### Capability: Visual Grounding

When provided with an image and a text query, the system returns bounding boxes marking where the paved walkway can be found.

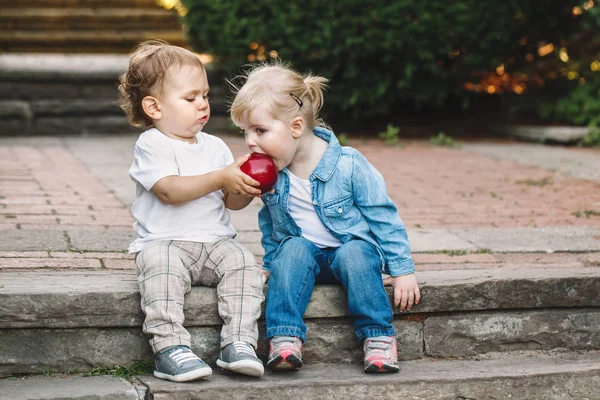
[0,134,598,275]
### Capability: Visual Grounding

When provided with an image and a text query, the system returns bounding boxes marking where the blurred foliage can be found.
[182,0,600,123]
[430,132,461,148]
[378,123,401,146]
[579,128,600,146]
[524,3,600,128]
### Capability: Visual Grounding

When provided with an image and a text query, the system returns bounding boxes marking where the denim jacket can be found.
[258,127,415,277]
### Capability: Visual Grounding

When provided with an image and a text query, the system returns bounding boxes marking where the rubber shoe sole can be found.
[364,360,400,373]
[266,351,303,370]
[153,365,212,382]
[217,358,264,377]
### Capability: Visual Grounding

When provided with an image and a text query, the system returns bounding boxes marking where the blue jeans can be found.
[265,236,394,342]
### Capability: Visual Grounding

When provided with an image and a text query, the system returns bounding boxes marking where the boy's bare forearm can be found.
[224,192,255,210]
[151,172,223,205]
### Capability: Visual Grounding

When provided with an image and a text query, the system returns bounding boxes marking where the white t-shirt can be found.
[128,128,236,253]
[287,171,342,249]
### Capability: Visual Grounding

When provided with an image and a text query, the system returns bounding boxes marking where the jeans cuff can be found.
[266,326,306,342]
[355,327,395,341]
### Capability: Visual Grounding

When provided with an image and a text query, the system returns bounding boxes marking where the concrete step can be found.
[0,54,230,136]
[1,267,599,376]
[0,0,161,9]
[1,352,599,399]
[0,8,181,31]
[0,30,187,53]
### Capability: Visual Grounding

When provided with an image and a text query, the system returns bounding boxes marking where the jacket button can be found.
[312,200,318,205]
[337,208,343,213]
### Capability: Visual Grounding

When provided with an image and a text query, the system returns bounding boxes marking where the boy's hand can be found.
[383,273,420,312]
[221,155,262,196]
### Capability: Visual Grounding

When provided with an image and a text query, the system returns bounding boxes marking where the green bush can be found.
[181,0,581,119]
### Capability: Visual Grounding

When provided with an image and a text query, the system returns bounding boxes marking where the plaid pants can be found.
[135,238,265,353]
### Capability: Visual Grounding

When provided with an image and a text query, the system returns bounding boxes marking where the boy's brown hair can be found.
[118,40,205,128]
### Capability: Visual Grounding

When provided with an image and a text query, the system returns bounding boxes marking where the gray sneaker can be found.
[216,341,264,377]
[154,345,212,382]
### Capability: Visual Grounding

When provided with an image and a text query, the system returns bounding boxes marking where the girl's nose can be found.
[245,134,257,150]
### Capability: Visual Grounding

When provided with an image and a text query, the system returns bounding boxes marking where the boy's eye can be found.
[186,98,195,102]
[203,95,210,100]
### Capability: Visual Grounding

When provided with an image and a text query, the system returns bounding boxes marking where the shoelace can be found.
[168,347,202,367]
[232,341,256,356]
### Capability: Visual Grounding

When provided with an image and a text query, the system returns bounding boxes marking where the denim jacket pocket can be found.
[323,196,360,230]
[262,193,287,225]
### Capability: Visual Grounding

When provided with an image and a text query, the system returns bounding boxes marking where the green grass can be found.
[426,249,492,257]
[572,210,600,218]
[430,132,460,148]
[378,124,401,146]
[578,129,600,147]
[515,177,553,186]
[87,360,154,380]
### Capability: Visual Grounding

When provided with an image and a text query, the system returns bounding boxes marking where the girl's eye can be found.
[186,98,195,102]
[256,128,266,135]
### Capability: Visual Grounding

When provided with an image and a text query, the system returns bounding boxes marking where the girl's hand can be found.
[221,155,262,196]
[261,268,270,283]
[383,273,420,312]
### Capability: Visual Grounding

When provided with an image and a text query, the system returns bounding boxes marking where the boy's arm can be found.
[223,191,255,210]
[152,155,261,205]
[351,151,415,277]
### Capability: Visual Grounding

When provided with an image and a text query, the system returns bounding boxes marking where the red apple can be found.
[240,153,278,193]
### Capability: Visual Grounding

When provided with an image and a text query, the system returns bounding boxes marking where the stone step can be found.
[0,54,230,136]
[1,353,600,400]
[0,0,160,9]
[1,267,599,376]
[0,30,187,53]
[0,8,181,31]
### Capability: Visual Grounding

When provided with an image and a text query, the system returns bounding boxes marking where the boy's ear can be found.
[290,116,304,138]
[141,96,161,120]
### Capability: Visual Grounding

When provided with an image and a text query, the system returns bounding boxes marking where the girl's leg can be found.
[266,236,322,341]
[329,240,394,340]
[135,240,194,353]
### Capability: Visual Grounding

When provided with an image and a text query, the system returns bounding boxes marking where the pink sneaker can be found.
[363,336,400,373]
[266,336,303,370]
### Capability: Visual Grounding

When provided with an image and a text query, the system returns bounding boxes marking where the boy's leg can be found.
[266,236,322,341]
[135,240,195,352]
[202,238,265,348]
[136,240,212,381]
[201,238,265,376]
[329,240,394,340]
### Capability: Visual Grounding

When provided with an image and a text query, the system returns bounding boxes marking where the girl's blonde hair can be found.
[118,39,205,128]
[230,62,329,130]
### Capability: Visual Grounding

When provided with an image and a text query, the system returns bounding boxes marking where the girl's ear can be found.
[290,116,304,138]
[141,96,161,120]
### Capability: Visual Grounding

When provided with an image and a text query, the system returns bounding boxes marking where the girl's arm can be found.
[258,204,278,275]
[351,151,415,277]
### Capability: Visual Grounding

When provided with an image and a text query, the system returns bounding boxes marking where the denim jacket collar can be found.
[309,126,342,182]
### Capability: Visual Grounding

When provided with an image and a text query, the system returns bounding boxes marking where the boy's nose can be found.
[196,98,208,110]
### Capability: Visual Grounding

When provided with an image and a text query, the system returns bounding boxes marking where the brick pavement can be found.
[0,134,599,274]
